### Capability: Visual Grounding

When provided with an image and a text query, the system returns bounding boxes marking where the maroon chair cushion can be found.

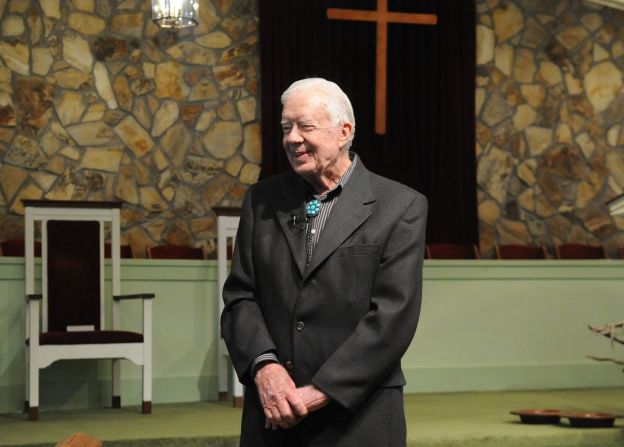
[40,330,143,345]
[104,243,133,258]
[496,245,546,259]
[206,241,233,260]
[1,239,42,257]
[556,244,605,259]
[147,245,204,259]
[426,243,479,259]
[47,220,101,332]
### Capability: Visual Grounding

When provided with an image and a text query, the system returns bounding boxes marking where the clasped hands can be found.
[254,362,329,430]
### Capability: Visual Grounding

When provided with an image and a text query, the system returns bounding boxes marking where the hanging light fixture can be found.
[152,0,199,28]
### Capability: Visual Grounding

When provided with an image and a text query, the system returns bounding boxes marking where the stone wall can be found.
[477,0,624,258]
[4,0,624,259]
[0,0,259,257]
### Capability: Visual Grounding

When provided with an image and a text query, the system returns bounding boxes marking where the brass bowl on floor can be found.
[560,412,617,428]
[510,409,561,424]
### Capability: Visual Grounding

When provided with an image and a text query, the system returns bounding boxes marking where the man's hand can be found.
[254,363,308,430]
[297,385,330,412]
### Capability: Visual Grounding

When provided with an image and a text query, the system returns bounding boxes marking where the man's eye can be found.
[282,125,292,133]
[301,125,316,132]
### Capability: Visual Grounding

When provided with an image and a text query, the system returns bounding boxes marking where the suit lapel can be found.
[304,162,375,280]
[274,174,307,277]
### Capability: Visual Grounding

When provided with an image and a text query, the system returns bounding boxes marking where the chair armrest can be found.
[27,294,43,301]
[112,293,154,332]
[113,293,155,301]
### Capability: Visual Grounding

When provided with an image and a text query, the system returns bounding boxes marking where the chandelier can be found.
[152,0,199,28]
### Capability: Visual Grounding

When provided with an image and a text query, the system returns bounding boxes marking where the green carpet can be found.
[0,402,241,447]
[1,389,623,447]
[405,388,624,447]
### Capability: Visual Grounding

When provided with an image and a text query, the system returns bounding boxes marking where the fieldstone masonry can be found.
[477,0,624,258]
[0,0,259,258]
[3,0,624,259]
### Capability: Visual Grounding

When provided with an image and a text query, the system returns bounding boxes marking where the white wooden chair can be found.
[215,207,243,407]
[23,200,154,420]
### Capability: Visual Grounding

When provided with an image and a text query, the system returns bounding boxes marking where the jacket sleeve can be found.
[220,188,277,386]
[311,193,428,410]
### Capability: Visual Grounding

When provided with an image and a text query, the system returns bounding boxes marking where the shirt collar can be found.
[307,152,358,201]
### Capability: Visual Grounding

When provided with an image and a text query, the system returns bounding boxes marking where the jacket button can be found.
[296,321,305,331]
[285,360,294,370]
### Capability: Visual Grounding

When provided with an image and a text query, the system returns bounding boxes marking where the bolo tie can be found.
[305,199,321,266]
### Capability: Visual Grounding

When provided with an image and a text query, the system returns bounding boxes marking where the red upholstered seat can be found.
[147,244,204,259]
[495,244,547,259]
[555,243,605,259]
[1,239,132,258]
[104,243,133,258]
[39,330,143,345]
[426,243,479,259]
[1,239,41,257]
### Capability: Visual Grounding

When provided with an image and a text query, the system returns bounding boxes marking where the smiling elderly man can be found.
[221,78,428,447]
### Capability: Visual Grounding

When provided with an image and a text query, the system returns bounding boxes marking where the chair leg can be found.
[142,356,152,415]
[28,364,39,421]
[232,363,243,408]
[218,346,229,401]
[112,359,121,408]
[28,406,39,421]
[142,401,152,414]
[24,346,29,415]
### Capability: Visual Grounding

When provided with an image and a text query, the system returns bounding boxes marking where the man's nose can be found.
[285,127,303,143]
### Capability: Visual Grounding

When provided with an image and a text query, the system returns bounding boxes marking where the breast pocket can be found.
[336,244,379,258]
[334,245,380,309]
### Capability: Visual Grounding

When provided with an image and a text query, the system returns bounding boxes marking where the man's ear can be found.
[338,122,353,145]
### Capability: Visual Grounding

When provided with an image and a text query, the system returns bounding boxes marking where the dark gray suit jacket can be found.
[221,159,427,446]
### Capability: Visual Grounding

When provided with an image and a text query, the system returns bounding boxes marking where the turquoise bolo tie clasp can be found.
[306,199,321,218]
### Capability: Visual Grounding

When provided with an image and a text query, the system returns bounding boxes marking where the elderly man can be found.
[221,78,427,447]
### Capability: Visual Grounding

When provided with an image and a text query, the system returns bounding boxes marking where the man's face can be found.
[281,91,351,181]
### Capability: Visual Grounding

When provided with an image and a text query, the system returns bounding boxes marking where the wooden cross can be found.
[327,0,437,134]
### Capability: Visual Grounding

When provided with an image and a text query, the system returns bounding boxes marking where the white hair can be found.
[281,78,356,150]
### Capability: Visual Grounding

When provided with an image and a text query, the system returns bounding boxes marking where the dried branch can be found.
[588,323,624,348]
[587,321,624,368]
[587,355,624,366]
